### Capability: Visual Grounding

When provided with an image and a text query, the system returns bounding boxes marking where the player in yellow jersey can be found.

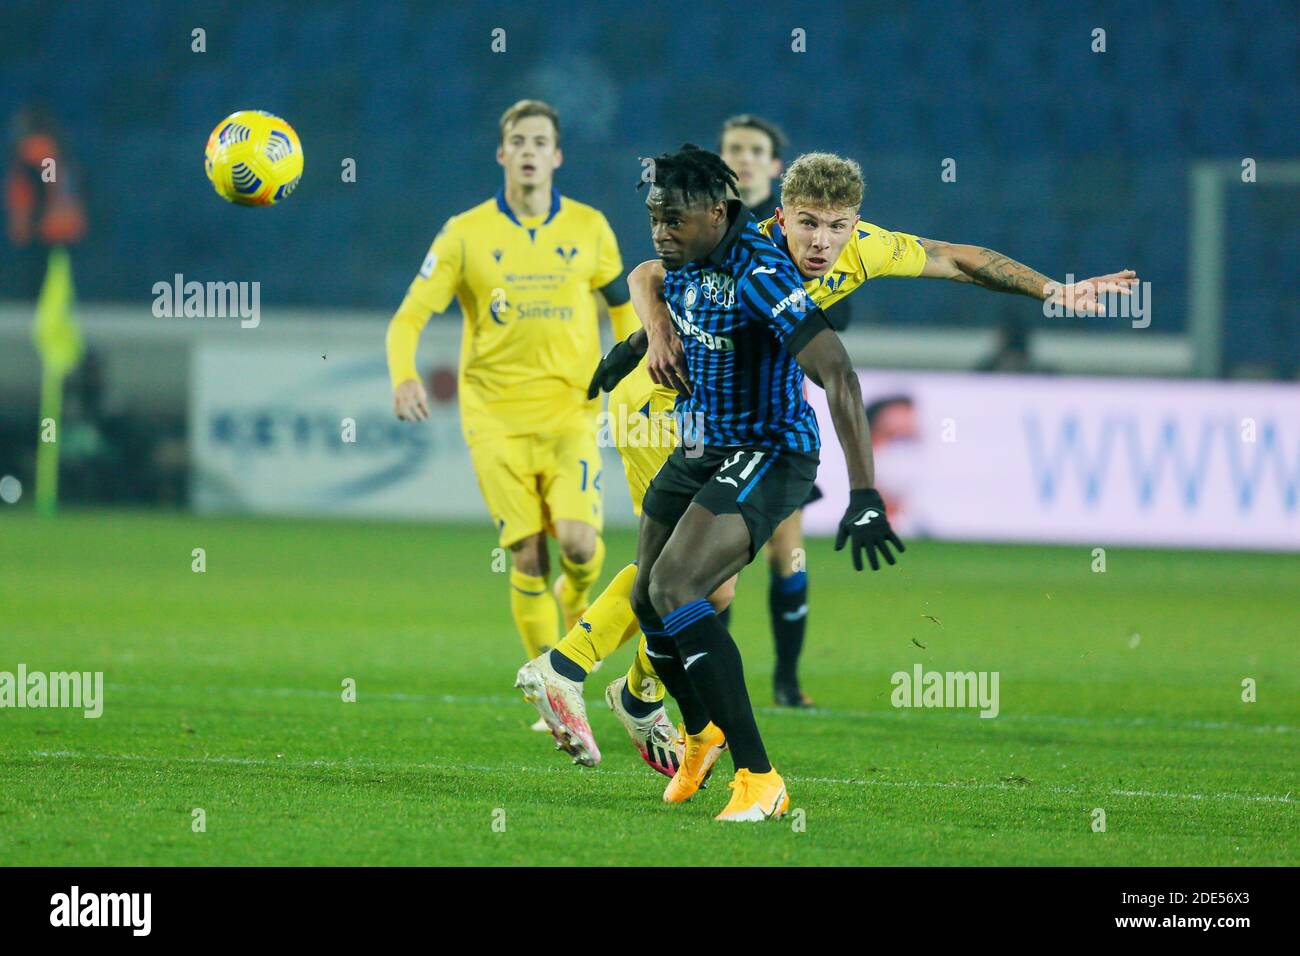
[520,151,1139,780]
[385,101,643,737]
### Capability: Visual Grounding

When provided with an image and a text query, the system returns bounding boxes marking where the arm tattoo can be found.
[967,248,1053,299]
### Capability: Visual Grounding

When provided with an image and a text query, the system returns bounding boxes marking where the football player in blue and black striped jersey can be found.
[625,144,904,822]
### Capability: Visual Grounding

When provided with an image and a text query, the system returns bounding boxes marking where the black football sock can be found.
[642,630,711,735]
[633,599,711,735]
[716,605,732,631]
[662,599,771,774]
[769,570,808,689]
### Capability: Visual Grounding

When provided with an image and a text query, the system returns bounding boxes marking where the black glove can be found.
[835,488,905,571]
[587,337,643,398]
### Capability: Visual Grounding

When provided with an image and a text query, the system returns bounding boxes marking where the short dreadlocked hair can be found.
[640,143,739,207]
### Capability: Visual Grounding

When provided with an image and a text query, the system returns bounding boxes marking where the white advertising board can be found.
[804,372,1299,551]
[190,343,635,524]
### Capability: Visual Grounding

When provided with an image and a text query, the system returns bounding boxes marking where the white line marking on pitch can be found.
[23,750,1295,805]
[103,682,1299,735]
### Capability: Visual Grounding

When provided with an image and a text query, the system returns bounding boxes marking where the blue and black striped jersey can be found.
[663,205,830,453]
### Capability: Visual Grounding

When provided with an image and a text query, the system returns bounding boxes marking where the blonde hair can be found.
[498,99,560,145]
[779,152,864,211]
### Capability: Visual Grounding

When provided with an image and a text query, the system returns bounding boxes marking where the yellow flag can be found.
[32,247,83,379]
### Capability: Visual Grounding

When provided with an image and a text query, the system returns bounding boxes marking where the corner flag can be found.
[31,247,83,515]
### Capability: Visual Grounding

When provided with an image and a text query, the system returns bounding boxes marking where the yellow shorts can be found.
[606,362,680,515]
[468,428,604,548]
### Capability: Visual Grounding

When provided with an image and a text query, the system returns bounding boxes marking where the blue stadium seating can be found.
[0,0,1296,356]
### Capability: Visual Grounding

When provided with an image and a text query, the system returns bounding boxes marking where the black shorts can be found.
[641,443,820,558]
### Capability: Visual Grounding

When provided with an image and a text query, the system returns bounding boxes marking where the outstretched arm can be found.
[917,238,1138,316]
[794,326,873,490]
[794,325,905,571]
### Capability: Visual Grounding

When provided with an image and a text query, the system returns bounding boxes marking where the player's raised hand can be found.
[1046,270,1140,316]
[646,330,691,395]
[393,378,431,422]
[835,488,905,572]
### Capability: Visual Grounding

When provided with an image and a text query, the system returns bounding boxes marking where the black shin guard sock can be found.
[643,632,711,735]
[663,599,771,773]
[634,600,701,725]
[769,571,808,689]
[716,604,732,631]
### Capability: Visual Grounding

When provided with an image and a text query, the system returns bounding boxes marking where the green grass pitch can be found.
[1,510,1296,866]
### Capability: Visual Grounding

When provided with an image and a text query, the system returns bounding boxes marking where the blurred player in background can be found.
[386,100,642,733]
[5,103,87,299]
[719,113,783,219]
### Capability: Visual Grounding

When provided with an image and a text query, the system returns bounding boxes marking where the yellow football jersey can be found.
[756,215,928,306]
[387,188,624,442]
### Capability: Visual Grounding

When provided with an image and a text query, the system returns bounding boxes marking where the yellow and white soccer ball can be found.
[203,110,303,206]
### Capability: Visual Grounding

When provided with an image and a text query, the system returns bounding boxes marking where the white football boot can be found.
[515,653,601,766]
[604,676,684,778]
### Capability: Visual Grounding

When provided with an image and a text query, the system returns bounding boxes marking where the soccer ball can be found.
[203,110,303,206]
